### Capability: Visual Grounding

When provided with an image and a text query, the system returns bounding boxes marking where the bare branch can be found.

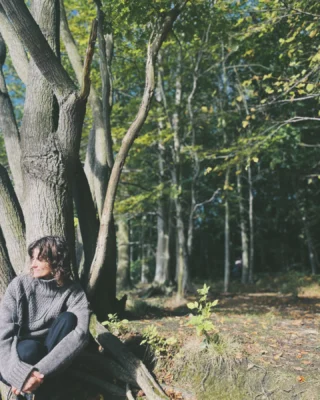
[80,19,98,100]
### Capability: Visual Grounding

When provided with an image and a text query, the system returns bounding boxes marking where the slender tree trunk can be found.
[301,206,318,274]
[248,163,254,283]
[141,220,148,284]
[171,50,189,299]
[236,165,249,284]
[116,217,131,289]
[154,199,170,284]
[224,169,230,293]
[154,56,170,285]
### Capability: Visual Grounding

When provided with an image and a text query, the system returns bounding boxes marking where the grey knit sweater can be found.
[0,274,90,390]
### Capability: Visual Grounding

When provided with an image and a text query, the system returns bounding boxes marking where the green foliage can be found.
[141,325,177,357]
[187,284,218,338]
[101,313,129,336]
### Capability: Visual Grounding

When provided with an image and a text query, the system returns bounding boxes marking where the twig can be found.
[201,365,211,391]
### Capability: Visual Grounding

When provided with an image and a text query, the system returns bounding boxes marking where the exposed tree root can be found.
[92,318,169,400]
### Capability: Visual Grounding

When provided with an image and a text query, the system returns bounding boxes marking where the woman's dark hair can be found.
[28,236,72,286]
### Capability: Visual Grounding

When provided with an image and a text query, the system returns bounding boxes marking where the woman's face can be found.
[30,248,53,279]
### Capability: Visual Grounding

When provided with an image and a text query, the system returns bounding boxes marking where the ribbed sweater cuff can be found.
[8,362,35,391]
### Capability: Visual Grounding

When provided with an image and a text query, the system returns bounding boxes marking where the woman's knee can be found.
[57,312,77,330]
[17,340,46,364]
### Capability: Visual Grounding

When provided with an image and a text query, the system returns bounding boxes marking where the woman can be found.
[0,236,90,399]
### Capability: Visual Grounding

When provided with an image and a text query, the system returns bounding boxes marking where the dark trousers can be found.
[2,312,77,398]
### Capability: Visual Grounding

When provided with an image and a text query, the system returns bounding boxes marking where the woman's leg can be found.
[44,312,77,352]
[17,340,47,365]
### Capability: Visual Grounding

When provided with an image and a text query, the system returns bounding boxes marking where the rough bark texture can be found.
[0,164,26,275]
[20,0,70,247]
[116,217,131,290]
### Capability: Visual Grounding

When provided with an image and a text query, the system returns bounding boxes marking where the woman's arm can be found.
[35,284,90,376]
[0,279,35,390]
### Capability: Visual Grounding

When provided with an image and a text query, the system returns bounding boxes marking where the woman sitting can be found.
[0,236,90,399]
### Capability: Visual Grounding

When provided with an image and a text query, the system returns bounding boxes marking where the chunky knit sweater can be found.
[0,274,90,390]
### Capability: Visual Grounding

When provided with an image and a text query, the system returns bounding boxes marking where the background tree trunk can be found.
[116,217,131,290]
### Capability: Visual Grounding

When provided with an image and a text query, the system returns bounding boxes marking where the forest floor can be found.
[118,279,320,400]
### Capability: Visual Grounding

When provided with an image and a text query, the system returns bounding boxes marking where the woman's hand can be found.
[19,371,45,393]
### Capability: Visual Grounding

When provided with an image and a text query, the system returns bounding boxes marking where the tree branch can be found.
[87,0,189,296]
[0,5,28,84]
[94,0,114,169]
[0,0,75,99]
[0,32,23,199]
[0,164,26,275]
[80,19,98,100]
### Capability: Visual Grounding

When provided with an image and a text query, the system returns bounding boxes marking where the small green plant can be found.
[187,284,218,339]
[141,325,177,357]
[101,313,129,336]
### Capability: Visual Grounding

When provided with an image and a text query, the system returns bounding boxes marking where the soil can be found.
[123,287,320,399]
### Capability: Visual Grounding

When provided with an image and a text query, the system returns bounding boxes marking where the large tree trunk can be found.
[20,0,73,249]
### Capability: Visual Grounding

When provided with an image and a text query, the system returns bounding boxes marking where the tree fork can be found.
[87,0,189,297]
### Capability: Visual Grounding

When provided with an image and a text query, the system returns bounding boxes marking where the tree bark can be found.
[154,58,170,285]
[0,5,28,84]
[171,50,189,299]
[0,164,26,275]
[87,1,188,297]
[116,217,131,290]
[0,226,15,299]
[73,160,99,284]
[236,166,249,284]
[224,169,230,293]
[248,163,254,283]
[0,32,23,200]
